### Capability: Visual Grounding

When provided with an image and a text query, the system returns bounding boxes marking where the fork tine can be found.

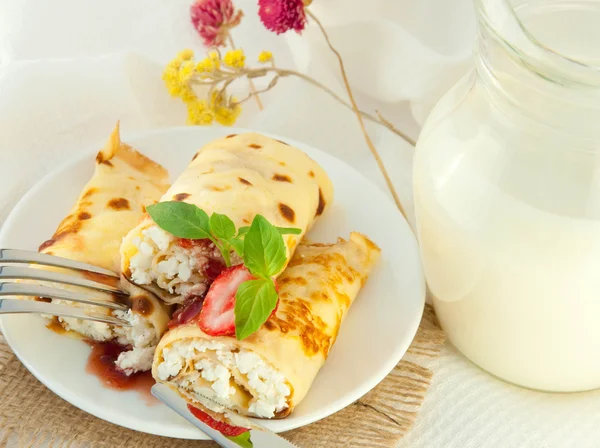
[0,266,126,295]
[0,282,129,311]
[0,299,131,326]
[0,249,120,278]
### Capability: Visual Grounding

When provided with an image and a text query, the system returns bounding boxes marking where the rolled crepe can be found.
[152,232,380,418]
[121,132,334,305]
[38,123,173,374]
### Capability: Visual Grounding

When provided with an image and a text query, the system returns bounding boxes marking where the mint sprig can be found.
[209,213,236,239]
[227,432,253,448]
[233,215,288,339]
[146,201,212,240]
[147,201,300,339]
[237,226,301,237]
[147,201,279,268]
[243,215,287,279]
[234,279,278,340]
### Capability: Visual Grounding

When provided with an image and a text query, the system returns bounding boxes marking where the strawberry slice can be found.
[187,403,249,437]
[199,265,255,336]
[198,265,281,337]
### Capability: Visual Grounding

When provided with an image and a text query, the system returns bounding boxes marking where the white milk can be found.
[414,62,600,391]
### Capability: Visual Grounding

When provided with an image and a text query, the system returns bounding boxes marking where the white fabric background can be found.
[0,0,598,447]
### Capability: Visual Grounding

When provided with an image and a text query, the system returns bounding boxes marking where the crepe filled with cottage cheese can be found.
[152,233,380,418]
[120,132,334,305]
[37,123,173,374]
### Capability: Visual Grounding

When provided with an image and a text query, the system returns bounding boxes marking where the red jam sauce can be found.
[176,238,226,280]
[85,341,156,404]
[168,295,205,329]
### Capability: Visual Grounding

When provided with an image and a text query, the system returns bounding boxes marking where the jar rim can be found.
[476,0,600,87]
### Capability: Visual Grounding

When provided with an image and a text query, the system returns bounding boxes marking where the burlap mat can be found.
[0,305,443,448]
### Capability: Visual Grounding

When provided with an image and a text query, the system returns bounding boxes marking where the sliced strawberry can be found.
[187,404,249,437]
[199,265,255,336]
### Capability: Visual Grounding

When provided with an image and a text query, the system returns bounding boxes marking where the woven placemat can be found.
[0,305,443,448]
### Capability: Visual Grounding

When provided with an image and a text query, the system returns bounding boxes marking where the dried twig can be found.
[190,66,415,147]
[306,10,411,223]
[227,35,264,111]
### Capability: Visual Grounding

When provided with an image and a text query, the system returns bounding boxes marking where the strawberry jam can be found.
[177,238,213,250]
[205,258,226,280]
[176,238,226,279]
[85,341,156,403]
[168,295,205,328]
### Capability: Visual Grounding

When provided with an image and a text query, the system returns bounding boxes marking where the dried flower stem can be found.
[306,10,411,223]
[264,68,416,147]
[236,76,281,104]
[227,35,264,111]
[190,66,415,146]
[376,110,416,146]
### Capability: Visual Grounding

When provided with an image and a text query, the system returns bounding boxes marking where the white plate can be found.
[0,126,425,439]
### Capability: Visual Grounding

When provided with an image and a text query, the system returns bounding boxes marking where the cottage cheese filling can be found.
[157,339,291,418]
[58,308,158,375]
[128,226,204,297]
[128,226,228,302]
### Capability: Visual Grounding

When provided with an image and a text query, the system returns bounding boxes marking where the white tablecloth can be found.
[1,1,599,447]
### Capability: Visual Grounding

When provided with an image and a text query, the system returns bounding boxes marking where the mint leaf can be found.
[237,226,250,237]
[226,237,245,257]
[147,201,212,240]
[215,240,232,267]
[243,215,287,278]
[238,225,301,237]
[276,227,302,235]
[209,213,236,240]
[235,279,278,340]
[227,432,253,448]
[147,203,235,266]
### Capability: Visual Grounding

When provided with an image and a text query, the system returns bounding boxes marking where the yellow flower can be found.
[163,65,185,98]
[178,61,196,84]
[223,49,245,69]
[208,91,221,106]
[163,65,176,86]
[215,103,241,126]
[166,59,182,71]
[162,58,198,101]
[197,55,219,74]
[258,51,273,63]
[208,51,221,69]
[196,60,207,72]
[187,99,214,125]
[163,49,242,127]
[180,86,197,103]
[177,49,195,61]
[209,92,241,126]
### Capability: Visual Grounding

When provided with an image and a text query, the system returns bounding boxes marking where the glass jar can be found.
[414,0,600,392]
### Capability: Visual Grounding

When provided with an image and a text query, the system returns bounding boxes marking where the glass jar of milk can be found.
[414,0,600,392]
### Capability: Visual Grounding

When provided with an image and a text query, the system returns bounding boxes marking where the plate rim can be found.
[0,125,425,439]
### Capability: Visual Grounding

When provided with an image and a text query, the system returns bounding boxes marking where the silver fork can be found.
[0,249,131,326]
